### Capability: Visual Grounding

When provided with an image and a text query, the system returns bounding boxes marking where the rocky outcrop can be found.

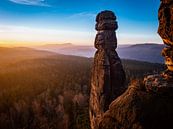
[89,10,126,129]
[97,1,173,129]
[158,0,173,80]
[99,81,173,129]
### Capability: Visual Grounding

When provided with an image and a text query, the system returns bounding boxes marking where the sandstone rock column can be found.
[89,10,126,129]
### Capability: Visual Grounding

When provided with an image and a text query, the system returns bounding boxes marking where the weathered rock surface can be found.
[158,0,173,46]
[89,10,126,129]
[144,74,173,95]
[96,1,173,129]
[99,81,173,129]
[158,0,173,78]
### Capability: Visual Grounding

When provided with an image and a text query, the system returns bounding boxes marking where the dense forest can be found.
[0,47,165,129]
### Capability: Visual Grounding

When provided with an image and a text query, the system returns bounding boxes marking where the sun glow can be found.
[0,24,162,47]
[0,24,95,47]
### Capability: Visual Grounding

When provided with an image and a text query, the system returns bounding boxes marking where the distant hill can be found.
[117,43,165,63]
[33,43,165,63]
[0,47,56,68]
[0,46,164,80]
[33,43,95,57]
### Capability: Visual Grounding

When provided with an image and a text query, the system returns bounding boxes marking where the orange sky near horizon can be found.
[0,24,163,47]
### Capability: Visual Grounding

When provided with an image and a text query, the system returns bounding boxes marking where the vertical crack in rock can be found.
[89,10,126,129]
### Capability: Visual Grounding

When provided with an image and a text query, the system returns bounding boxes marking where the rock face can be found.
[158,0,173,80]
[97,1,173,129]
[89,10,126,129]
[99,81,173,129]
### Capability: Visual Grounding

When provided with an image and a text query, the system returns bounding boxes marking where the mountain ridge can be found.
[32,43,164,63]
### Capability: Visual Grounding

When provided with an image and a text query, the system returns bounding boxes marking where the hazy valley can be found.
[33,43,165,63]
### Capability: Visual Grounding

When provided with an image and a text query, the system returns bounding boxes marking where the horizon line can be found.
[0,41,163,47]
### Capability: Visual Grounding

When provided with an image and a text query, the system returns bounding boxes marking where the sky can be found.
[0,0,162,46]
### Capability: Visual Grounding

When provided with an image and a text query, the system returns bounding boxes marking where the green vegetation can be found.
[0,47,164,129]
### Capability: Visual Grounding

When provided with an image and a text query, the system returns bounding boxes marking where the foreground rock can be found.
[89,10,126,129]
[99,80,173,129]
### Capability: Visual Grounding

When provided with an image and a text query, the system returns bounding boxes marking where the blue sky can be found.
[0,0,162,46]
